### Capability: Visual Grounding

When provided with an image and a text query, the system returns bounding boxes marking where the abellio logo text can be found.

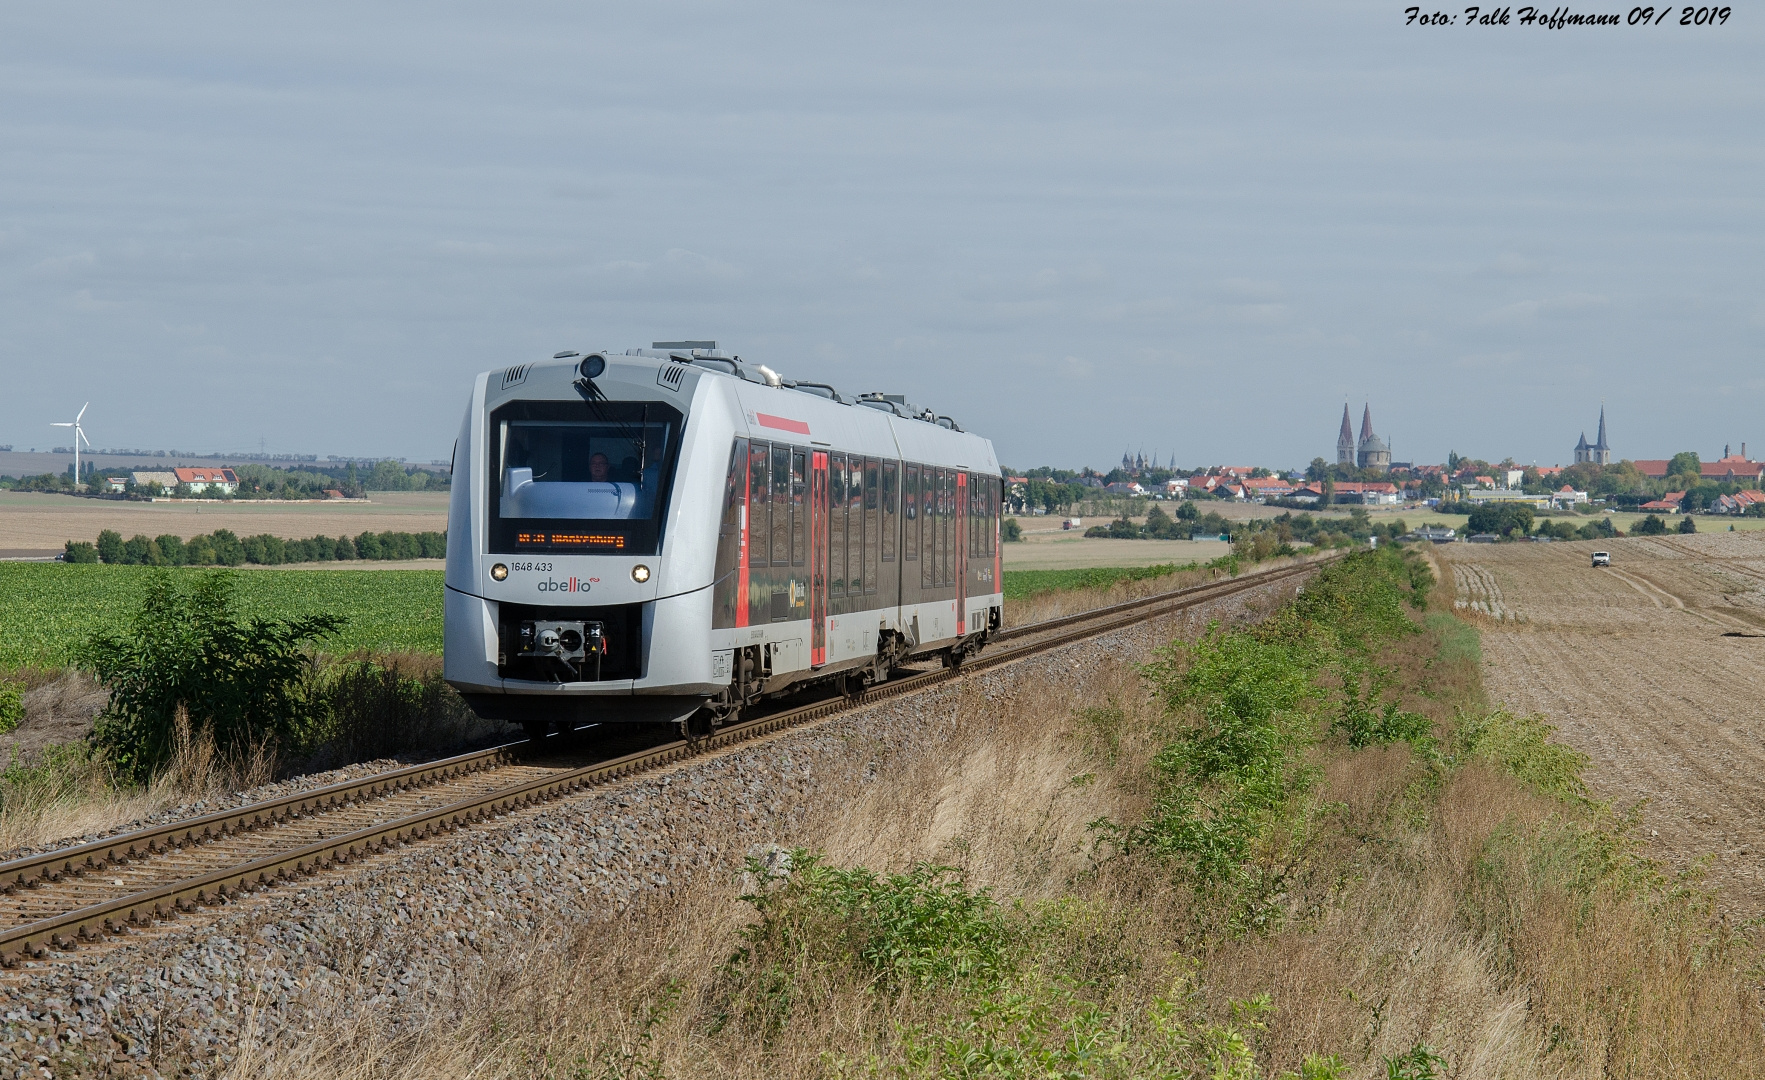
[537,577,590,593]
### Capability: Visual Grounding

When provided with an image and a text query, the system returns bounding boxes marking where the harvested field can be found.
[1440,532,1765,912]
[0,490,449,554]
[1005,516,1230,569]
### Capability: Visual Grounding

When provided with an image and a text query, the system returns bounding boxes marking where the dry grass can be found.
[0,709,274,855]
[204,558,1765,1078]
[0,651,499,857]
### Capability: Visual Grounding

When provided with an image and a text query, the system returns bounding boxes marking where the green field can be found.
[0,564,445,669]
[1,562,1217,670]
[1001,562,1205,600]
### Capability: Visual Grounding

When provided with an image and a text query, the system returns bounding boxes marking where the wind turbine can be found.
[51,403,92,490]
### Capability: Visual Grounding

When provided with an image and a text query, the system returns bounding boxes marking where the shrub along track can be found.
[0,557,1329,966]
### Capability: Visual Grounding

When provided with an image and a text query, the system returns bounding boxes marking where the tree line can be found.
[3,459,448,499]
[63,528,447,565]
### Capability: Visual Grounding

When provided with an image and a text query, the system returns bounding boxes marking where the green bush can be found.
[155,533,186,565]
[1130,549,1432,886]
[0,681,22,734]
[1634,514,1668,536]
[735,851,1012,995]
[1134,630,1317,882]
[62,541,99,563]
[1333,660,1433,751]
[1456,709,1589,802]
[308,659,478,766]
[1466,502,1534,538]
[1001,517,1023,542]
[76,571,344,781]
[76,527,440,566]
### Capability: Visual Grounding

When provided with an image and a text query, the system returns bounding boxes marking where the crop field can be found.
[0,564,444,669]
[0,490,450,554]
[1439,532,1765,913]
[0,562,1177,671]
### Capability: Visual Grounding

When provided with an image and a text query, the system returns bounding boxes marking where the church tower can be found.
[1356,404,1391,471]
[1574,408,1612,465]
[1336,404,1355,466]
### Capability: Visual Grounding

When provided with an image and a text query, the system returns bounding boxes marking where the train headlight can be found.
[579,354,606,380]
[490,563,509,581]
[631,564,651,583]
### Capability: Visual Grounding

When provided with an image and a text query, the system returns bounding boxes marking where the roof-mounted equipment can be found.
[856,392,916,417]
[787,381,846,403]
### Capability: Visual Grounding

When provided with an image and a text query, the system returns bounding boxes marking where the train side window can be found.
[988,478,999,557]
[791,450,807,567]
[904,464,919,563]
[830,454,846,596]
[864,457,880,593]
[848,456,865,596]
[981,478,989,557]
[881,461,898,562]
[929,468,942,587]
[941,468,953,587]
[771,444,791,567]
[967,475,977,558]
[924,462,938,585]
[748,442,770,568]
[713,438,748,626]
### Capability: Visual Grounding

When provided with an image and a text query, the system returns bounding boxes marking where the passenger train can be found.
[443,342,1005,738]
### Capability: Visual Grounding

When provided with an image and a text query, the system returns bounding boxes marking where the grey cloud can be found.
[1482,293,1611,325]
[0,2,1760,467]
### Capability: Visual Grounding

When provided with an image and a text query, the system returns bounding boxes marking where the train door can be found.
[810,452,828,666]
[955,471,968,635]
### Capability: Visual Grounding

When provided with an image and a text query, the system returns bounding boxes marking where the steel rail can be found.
[0,745,525,894]
[0,555,1326,965]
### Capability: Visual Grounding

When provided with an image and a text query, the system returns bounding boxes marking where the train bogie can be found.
[444,345,1004,734]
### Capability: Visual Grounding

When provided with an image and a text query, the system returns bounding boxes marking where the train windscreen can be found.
[488,400,684,555]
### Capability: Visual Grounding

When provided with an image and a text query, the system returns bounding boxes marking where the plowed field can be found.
[1440,533,1765,913]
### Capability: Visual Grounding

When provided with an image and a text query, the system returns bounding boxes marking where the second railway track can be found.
[0,555,1325,967]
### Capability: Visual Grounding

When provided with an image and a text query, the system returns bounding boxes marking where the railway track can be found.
[0,555,1326,966]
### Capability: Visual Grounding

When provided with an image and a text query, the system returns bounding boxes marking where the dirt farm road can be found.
[1440,533,1765,913]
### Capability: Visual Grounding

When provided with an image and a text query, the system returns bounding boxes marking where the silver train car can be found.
[443,343,1005,738]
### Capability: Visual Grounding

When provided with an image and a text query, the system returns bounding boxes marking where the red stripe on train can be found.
[756,413,810,435]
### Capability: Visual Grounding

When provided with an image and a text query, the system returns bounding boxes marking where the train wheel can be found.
[943,647,964,671]
[678,709,714,742]
[521,719,550,742]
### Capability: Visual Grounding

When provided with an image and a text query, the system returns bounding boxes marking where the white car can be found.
[1591,551,1611,567]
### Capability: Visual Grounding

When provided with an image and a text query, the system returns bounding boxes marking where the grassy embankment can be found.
[225,545,1765,1079]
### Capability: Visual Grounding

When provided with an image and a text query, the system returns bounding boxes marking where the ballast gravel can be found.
[0,578,1298,1078]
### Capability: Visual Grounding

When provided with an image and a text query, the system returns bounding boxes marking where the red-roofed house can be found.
[1634,455,1765,482]
[1711,490,1765,515]
[1240,477,1296,501]
[171,467,238,495]
[1639,492,1685,513]
[1331,481,1402,506]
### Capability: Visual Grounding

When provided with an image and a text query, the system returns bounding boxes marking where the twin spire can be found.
[1337,403,1389,470]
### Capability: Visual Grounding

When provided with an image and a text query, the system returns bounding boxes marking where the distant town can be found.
[1002,404,1764,523]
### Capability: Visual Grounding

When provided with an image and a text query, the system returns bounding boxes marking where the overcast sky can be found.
[2,2,1760,471]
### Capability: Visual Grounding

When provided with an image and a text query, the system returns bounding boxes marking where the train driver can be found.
[588,452,612,483]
